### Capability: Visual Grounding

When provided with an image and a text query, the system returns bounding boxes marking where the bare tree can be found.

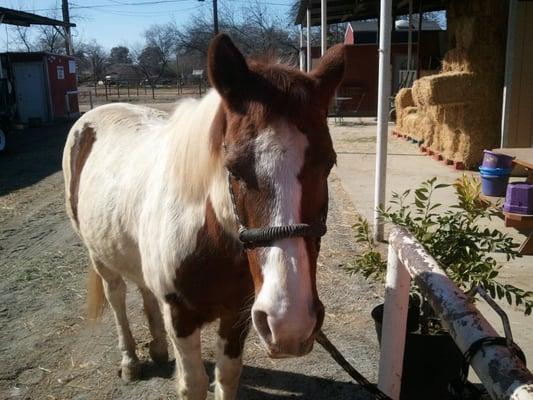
[77,40,108,82]
[11,26,35,52]
[36,25,65,54]
[141,22,179,81]
[176,1,300,71]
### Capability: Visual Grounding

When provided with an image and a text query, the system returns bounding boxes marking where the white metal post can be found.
[299,25,305,72]
[378,244,410,399]
[373,0,392,242]
[321,0,327,56]
[501,0,518,147]
[407,0,413,70]
[306,6,312,72]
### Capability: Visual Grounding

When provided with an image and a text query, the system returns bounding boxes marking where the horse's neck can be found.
[165,91,236,236]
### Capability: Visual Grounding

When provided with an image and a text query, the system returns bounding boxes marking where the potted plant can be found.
[347,176,533,399]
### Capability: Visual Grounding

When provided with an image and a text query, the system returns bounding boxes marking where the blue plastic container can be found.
[482,150,515,169]
[479,166,511,197]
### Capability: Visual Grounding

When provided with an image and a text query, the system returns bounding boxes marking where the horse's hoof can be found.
[120,363,141,382]
[149,341,169,364]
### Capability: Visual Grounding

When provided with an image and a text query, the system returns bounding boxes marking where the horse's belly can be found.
[77,174,145,286]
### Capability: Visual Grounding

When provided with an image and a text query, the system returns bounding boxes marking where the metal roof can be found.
[0,7,76,28]
[294,0,447,26]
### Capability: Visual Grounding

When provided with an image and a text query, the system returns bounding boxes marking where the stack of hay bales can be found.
[394,0,508,168]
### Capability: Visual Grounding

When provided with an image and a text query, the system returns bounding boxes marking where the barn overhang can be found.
[0,7,75,28]
[294,0,446,26]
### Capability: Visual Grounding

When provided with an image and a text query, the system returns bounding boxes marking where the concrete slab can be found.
[330,117,533,377]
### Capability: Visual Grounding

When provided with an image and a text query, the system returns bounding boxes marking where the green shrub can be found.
[347,175,533,316]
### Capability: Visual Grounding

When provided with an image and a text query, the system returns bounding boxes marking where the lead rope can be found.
[316,330,393,400]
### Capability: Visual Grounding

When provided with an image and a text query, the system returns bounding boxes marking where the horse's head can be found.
[208,34,344,358]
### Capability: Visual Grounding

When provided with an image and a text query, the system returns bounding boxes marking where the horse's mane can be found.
[165,91,225,204]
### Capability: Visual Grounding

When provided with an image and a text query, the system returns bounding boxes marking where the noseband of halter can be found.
[226,171,327,249]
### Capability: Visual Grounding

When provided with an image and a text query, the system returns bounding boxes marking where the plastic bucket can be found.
[480,174,510,197]
[479,166,512,176]
[482,150,515,169]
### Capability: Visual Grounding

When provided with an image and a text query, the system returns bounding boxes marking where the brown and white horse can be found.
[63,34,344,399]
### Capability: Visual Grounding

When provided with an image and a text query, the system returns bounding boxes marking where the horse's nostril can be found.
[252,310,272,342]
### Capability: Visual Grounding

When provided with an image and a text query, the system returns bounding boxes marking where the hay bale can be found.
[412,72,476,106]
[440,125,462,160]
[413,114,434,143]
[396,88,414,109]
[394,88,416,134]
[442,49,470,73]
[426,105,445,124]
[394,0,508,168]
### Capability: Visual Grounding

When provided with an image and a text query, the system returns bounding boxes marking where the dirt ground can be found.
[0,119,381,399]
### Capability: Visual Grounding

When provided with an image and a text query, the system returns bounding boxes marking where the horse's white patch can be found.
[215,339,242,400]
[161,305,208,399]
[251,122,315,344]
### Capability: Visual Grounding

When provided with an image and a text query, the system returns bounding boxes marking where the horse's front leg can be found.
[215,313,250,400]
[162,298,208,400]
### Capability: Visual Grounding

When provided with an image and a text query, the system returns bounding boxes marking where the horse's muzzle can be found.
[265,335,316,359]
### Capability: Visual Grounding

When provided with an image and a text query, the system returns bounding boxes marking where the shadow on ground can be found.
[138,359,371,399]
[0,122,73,195]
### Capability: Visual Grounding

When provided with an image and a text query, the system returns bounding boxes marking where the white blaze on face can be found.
[251,120,316,353]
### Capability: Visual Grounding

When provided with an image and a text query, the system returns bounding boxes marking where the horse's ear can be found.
[208,34,250,101]
[311,44,346,106]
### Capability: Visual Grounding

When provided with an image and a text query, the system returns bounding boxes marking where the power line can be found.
[28,0,198,13]
[87,4,202,16]
[226,0,294,7]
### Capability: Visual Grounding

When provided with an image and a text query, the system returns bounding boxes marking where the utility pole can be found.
[62,0,72,55]
[213,0,218,35]
[198,0,218,36]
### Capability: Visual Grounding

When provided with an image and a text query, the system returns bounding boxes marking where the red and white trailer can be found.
[0,52,79,125]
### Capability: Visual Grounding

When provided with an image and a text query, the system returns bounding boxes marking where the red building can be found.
[339,20,445,116]
[0,52,79,125]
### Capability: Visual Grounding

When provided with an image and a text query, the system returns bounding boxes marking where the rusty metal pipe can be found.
[380,226,533,400]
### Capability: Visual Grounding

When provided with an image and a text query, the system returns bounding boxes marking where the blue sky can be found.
[2,0,296,50]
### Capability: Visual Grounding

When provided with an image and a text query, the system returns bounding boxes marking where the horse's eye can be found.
[228,169,242,181]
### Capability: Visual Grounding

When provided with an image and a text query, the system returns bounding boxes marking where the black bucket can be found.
[371,304,465,400]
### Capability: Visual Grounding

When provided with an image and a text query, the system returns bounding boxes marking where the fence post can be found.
[136,82,139,97]
[377,244,410,399]
[105,83,108,101]
[144,82,147,95]
[117,82,120,98]
[89,90,93,109]
[151,84,155,100]
[127,81,130,100]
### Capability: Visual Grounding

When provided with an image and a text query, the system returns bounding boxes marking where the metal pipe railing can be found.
[377,226,533,400]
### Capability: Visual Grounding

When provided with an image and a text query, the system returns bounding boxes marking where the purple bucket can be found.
[482,150,515,169]
[504,183,533,214]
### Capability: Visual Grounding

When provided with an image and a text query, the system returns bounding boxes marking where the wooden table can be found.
[493,148,533,182]
[493,148,533,255]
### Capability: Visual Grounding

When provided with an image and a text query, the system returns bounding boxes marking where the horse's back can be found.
[63,103,168,281]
